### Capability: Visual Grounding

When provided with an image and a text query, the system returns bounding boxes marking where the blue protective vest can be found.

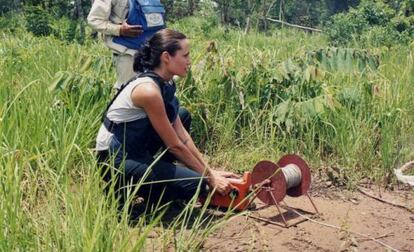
[113,0,166,50]
[103,72,179,160]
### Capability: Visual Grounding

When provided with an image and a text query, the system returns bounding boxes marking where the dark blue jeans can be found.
[97,108,207,208]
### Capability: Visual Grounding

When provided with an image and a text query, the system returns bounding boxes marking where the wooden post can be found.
[266,17,322,33]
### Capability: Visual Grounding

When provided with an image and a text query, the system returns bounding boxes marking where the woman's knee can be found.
[171,167,208,200]
[182,178,208,200]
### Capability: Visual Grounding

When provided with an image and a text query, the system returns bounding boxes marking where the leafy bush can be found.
[326,0,413,47]
[360,25,400,47]
[358,0,395,26]
[325,11,367,45]
[0,0,20,14]
[0,12,26,33]
[392,15,411,32]
[164,0,202,19]
[283,0,330,28]
[24,5,52,37]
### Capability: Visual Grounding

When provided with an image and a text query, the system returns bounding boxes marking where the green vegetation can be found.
[0,20,237,250]
[172,18,414,186]
[326,0,414,46]
[1,3,414,251]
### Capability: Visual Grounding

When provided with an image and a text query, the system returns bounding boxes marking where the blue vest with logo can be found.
[113,0,166,50]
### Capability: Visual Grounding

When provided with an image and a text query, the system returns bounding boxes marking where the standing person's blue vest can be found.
[113,0,166,50]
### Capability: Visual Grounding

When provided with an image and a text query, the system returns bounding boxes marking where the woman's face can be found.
[166,39,191,77]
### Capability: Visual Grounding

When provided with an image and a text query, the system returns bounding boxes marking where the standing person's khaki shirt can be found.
[88,0,139,89]
[87,0,137,56]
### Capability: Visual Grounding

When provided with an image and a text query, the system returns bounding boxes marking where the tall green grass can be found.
[173,18,414,183]
[0,16,413,250]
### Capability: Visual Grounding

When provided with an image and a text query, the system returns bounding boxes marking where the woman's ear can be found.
[160,51,171,65]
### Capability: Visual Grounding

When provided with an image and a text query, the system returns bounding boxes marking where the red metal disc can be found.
[277,154,311,197]
[251,160,287,205]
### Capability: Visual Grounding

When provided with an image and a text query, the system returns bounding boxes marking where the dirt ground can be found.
[202,181,414,252]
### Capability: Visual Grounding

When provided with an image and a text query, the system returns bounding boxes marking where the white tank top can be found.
[95,77,158,151]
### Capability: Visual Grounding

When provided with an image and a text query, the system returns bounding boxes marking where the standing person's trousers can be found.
[113,53,136,90]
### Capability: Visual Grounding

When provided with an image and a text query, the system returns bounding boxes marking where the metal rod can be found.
[248,215,286,228]
[306,192,319,214]
[269,190,288,227]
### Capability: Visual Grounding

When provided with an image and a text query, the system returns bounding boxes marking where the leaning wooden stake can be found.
[266,17,322,33]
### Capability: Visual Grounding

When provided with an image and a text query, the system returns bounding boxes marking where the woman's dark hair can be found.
[133,29,187,72]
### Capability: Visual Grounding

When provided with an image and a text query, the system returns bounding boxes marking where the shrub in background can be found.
[326,0,414,47]
[49,17,85,44]
[358,0,396,26]
[325,10,367,45]
[24,5,51,37]
[360,25,400,47]
[0,12,25,33]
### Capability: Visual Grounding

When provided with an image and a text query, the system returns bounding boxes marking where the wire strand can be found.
[282,164,302,189]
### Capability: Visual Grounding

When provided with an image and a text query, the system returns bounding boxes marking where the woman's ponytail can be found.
[133,29,187,73]
[133,42,152,72]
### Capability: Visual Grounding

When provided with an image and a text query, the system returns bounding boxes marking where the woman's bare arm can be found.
[173,117,239,178]
[131,82,233,195]
[173,117,210,167]
[131,82,206,174]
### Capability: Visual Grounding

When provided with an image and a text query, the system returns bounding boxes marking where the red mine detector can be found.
[207,171,252,211]
[206,154,319,227]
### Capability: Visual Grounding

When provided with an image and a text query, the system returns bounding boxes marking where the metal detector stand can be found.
[250,188,319,228]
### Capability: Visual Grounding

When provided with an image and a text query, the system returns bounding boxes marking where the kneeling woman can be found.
[96,29,236,210]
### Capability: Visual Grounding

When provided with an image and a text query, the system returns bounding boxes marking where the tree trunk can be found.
[188,0,195,15]
[333,1,346,12]
[75,0,84,19]
[221,1,229,24]
[279,0,284,27]
[14,0,22,11]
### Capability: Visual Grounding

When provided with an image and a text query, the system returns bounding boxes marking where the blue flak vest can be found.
[113,0,166,50]
[103,72,179,160]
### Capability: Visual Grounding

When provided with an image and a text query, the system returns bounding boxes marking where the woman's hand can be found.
[119,21,143,37]
[208,170,234,196]
[213,170,240,179]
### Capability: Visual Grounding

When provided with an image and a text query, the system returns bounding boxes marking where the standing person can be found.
[87,0,166,90]
[96,29,238,214]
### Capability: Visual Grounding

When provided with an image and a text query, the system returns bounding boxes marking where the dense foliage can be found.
[0,1,413,250]
[1,0,412,47]
[326,0,414,46]
[1,17,413,250]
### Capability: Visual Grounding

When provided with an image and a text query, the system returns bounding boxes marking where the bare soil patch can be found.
[202,183,414,251]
